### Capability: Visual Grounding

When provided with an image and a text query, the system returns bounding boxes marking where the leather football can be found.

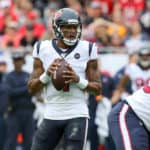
[51,59,69,91]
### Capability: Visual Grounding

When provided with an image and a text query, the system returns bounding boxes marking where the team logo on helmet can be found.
[54,10,62,20]
[52,8,82,46]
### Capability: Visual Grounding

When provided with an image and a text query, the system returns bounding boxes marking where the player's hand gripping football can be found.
[46,58,61,76]
[63,65,79,84]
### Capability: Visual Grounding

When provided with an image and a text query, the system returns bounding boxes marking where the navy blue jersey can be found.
[113,66,132,94]
[5,71,34,111]
[101,72,115,98]
[0,73,9,115]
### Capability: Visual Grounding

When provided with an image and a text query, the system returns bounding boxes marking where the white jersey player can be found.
[108,83,150,150]
[126,83,150,131]
[125,63,150,92]
[28,8,101,150]
[32,39,98,120]
[111,47,150,104]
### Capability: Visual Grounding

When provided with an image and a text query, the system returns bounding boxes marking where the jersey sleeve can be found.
[32,42,40,58]
[90,43,99,60]
[124,63,135,76]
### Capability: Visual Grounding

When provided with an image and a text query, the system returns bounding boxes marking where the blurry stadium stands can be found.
[0,0,150,150]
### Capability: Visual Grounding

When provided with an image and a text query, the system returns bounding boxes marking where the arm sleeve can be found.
[124,64,134,76]
[32,42,40,58]
[90,43,99,60]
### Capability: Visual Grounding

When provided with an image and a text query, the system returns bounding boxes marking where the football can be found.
[51,59,69,91]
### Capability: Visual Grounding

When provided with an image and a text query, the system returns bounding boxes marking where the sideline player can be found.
[111,47,150,104]
[28,8,101,150]
[108,83,150,150]
[3,51,35,150]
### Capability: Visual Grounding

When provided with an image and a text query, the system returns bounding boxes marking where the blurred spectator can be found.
[0,54,8,72]
[3,51,35,150]
[42,1,61,40]
[84,1,103,25]
[140,0,150,36]
[83,18,109,43]
[1,21,22,48]
[107,10,127,38]
[20,24,38,48]
[43,1,58,26]
[118,0,145,27]
[32,0,64,17]
[84,16,126,48]
[109,33,125,53]
[0,0,18,35]
[0,56,8,150]
[125,21,150,53]
[19,11,46,39]
[94,23,110,47]
[109,33,124,47]
[96,0,113,15]
[12,0,40,27]
[31,0,48,17]
[65,0,82,13]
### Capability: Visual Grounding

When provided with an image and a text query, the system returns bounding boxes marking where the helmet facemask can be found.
[52,8,82,46]
[138,48,150,69]
[61,24,81,46]
[138,55,150,68]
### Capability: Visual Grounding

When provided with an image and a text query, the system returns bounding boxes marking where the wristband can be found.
[76,77,88,89]
[39,72,50,84]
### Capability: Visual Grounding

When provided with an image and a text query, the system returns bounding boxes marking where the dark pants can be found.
[108,101,150,150]
[31,117,88,150]
[105,133,116,150]
[88,121,99,150]
[88,95,99,150]
[3,110,35,150]
[0,115,6,150]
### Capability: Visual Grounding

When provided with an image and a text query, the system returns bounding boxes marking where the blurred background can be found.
[0,0,150,73]
[0,0,150,150]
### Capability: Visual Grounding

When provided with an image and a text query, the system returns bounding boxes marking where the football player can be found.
[111,47,150,104]
[28,8,101,150]
[108,83,150,150]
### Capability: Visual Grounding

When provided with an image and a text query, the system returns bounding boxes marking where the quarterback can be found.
[28,8,101,150]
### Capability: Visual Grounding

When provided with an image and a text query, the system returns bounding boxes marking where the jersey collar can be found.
[52,39,78,58]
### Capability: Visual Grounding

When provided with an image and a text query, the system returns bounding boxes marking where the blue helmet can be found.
[138,47,150,68]
[52,8,82,46]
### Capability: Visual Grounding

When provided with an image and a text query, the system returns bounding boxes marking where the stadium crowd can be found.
[0,0,150,150]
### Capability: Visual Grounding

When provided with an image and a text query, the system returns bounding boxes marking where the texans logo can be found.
[74,53,80,59]
[54,11,62,19]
